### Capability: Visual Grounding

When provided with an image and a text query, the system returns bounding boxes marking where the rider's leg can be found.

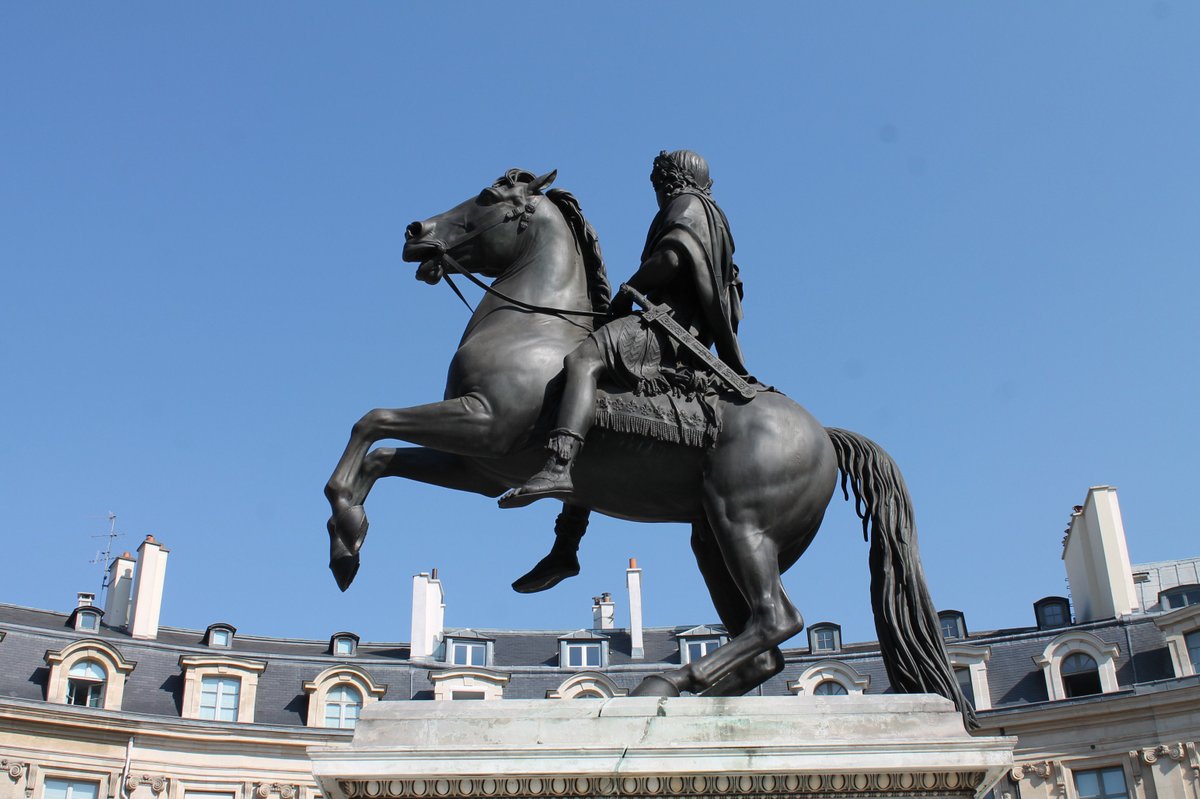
[511,503,590,593]
[498,339,604,508]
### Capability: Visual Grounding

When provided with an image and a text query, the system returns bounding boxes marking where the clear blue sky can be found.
[2,4,1197,648]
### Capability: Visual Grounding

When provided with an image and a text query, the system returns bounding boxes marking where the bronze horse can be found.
[325,168,974,724]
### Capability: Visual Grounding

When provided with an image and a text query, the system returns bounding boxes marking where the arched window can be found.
[938,611,967,640]
[324,684,363,729]
[546,671,626,700]
[1061,652,1101,697]
[66,660,106,707]
[1034,597,1071,630]
[302,665,387,728]
[807,623,842,653]
[1151,602,1200,678]
[787,660,869,696]
[45,639,135,711]
[813,680,848,696]
[1033,630,1120,701]
[1160,584,1200,611]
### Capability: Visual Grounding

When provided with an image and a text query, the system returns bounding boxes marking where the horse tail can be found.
[825,427,979,730]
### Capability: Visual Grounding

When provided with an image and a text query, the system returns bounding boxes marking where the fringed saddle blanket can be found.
[593,387,721,448]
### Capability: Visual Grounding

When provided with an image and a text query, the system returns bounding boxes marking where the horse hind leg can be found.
[687,520,787,696]
[632,510,805,697]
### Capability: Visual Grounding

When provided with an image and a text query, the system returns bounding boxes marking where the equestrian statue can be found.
[324,152,976,727]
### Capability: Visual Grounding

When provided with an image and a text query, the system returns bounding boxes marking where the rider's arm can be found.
[609,246,682,317]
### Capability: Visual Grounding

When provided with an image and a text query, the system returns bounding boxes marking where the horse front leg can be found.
[325,395,511,590]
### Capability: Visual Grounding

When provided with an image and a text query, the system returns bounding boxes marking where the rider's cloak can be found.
[641,189,748,376]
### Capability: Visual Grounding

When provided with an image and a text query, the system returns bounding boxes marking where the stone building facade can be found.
[1,486,1197,799]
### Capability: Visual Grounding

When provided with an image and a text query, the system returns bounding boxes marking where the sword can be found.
[619,284,757,400]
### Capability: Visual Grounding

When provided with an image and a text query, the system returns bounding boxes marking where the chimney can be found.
[1062,486,1138,622]
[410,570,445,659]
[128,535,170,639]
[104,551,136,628]
[592,591,615,630]
[76,591,96,608]
[626,557,644,659]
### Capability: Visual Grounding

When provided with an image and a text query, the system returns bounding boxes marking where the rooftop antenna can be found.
[90,512,124,605]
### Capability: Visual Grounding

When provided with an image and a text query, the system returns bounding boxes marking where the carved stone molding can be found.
[1010,762,1064,795]
[1011,762,1052,780]
[1141,744,1188,764]
[0,760,29,784]
[338,771,987,799]
[254,784,299,799]
[123,775,169,795]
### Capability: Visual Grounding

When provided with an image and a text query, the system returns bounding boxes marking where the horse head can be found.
[402,168,557,285]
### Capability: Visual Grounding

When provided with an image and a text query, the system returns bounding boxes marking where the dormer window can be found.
[330,632,359,657]
[676,625,728,664]
[1160,584,1200,611]
[813,680,849,696]
[808,623,841,653]
[205,623,236,648]
[1033,630,1120,701]
[938,611,967,640]
[451,641,486,666]
[558,630,609,669]
[69,608,102,633]
[1034,597,1071,630]
[66,660,106,707]
[444,630,494,668]
[44,639,135,711]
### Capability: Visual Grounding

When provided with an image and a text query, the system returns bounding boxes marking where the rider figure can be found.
[501,150,750,592]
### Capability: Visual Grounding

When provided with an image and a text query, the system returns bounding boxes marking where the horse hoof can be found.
[630,675,681,698]
[330,554,360,592]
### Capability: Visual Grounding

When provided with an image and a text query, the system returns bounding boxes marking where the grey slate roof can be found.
[0,601,1182,724]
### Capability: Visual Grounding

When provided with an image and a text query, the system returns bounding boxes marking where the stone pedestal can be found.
[310,696,1014,799]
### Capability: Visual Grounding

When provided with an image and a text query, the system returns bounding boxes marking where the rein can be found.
[439,252,607,319]
[427,196,607,319]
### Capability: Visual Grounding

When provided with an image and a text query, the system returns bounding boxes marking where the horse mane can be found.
[545,188,612,315]
[498,169,611,315]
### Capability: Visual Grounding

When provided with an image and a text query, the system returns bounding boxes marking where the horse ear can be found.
[528,169,557,194]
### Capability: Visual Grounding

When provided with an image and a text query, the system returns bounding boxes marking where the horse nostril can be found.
[405,221,425,241]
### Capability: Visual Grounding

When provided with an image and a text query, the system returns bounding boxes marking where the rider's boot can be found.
[498,428,584,509]
[511,504,589,593]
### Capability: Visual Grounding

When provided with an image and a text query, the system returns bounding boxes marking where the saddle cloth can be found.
[593,385,721,448]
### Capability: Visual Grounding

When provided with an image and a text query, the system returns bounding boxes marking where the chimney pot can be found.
[592,591,616,630]
[76,591,96,608]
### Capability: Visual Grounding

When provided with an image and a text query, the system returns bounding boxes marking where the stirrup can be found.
[498,474,575,509]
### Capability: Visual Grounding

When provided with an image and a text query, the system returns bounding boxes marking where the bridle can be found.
[414,193,608,320]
